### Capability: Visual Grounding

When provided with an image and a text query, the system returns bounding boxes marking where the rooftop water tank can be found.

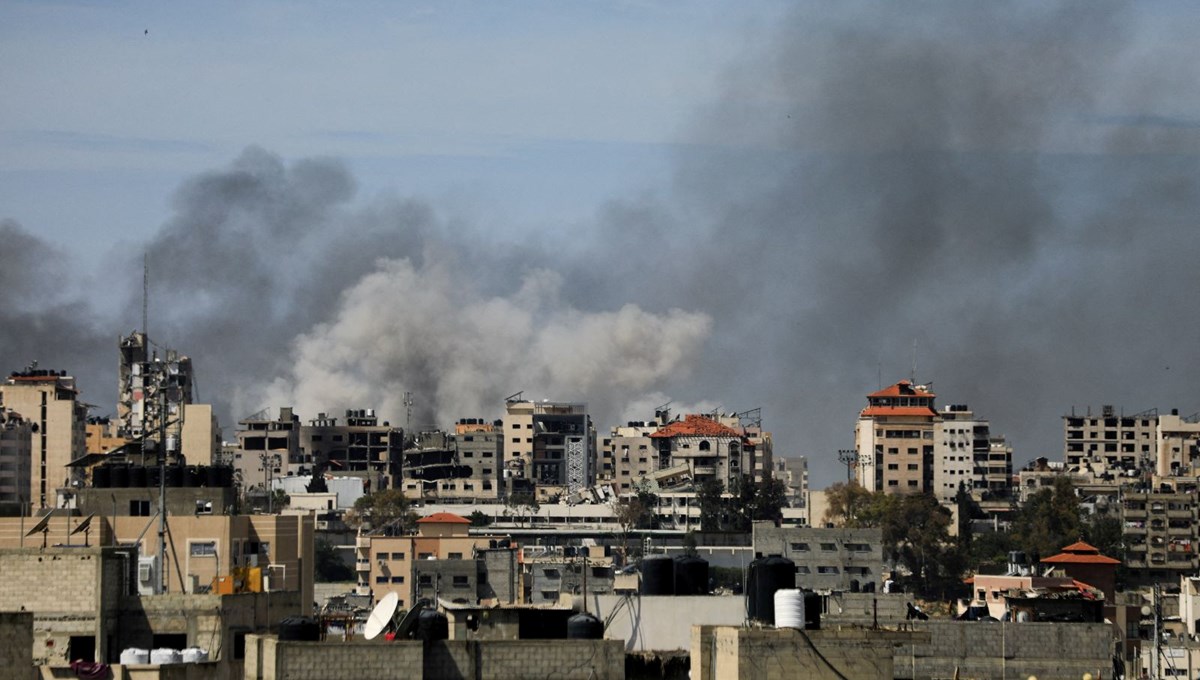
[774,589,805,629]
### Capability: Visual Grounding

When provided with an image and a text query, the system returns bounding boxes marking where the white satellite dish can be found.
[364,592,400,641]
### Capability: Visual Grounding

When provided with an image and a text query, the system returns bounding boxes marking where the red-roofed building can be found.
[854,381,938,494]
[650,414,752,487]
[1040,540,1120,601]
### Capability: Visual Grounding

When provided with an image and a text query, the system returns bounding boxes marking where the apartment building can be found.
[1121,485,1200,586]
[752,522,884,592]
[0,367,88,510]
[502,398,595,495]
[1156,411,1200,477]
[0,408,32,513]
[1063,405,1157,473]
[355,512,504,605]
[855,381,937,494]
[300,409,403,490]
[598,420,660,493]
[226,407,301,492]
[933,405,1013,503]
[452,419,504,502]
[650,414,749,487]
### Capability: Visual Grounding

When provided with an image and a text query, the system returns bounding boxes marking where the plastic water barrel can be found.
[641,556,675,595]
[111,465,130,488]
[752,557,796,623]
[415,610,449,641]
[150,648,182,664]
[566,612,604,639]
[181,647,209,663]
[774,589,805,629]
[119,648,149,665]
[92,466,111,489]
[674,556,709,595]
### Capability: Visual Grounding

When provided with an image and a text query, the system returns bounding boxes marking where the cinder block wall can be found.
[0,612,34,679]
[894,621,1112,680]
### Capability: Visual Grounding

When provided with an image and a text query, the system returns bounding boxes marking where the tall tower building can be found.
[854,380,937,494]
[501,398,594,493]
[0,366,88,510]
[117,331,194,442]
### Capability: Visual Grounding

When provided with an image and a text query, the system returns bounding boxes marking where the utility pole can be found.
[838,450,858,482]
[156,383,167,594]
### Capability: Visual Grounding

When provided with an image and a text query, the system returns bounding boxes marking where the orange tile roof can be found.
[650,414,744,439]
[1041,541,1120,565]
[860,406,939,418]
[867,380,935,399]
[416,512,471,524]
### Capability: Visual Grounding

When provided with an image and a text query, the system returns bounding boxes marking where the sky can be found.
[4,1,1200,490]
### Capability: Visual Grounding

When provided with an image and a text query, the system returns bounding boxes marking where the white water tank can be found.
[119,648,149,665]
[181,647,209,663]
[774,588,805,629]
[150,648,182,664]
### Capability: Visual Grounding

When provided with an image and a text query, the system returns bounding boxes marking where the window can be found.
[887,480,899,487]
[130,500,151,516]
[418,575,433,586]
[376,575,388,583]
[512,423,521,429]
[453,575,469,587]
[907,464,918,470]
[448,552,463,560]
[819,543,836,551]
[907,480,918,487]
[543,568,561,578]
[418,552,433,560]
[391,552,405,560]
[190,541,217,557]
[887,463,898,470]
[391,576,405,583]
[790,542,810,552]
[796,565,811,574]
[817,566,839,574]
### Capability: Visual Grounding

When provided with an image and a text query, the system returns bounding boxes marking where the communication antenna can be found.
[910,339,917,384]
[364,591,401,640]
[403,392,414,430]
[143,252,149,343]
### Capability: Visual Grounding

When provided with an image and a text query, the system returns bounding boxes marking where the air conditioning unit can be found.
[137,556,159,596]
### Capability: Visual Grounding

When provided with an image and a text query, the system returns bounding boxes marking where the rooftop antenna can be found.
[403,392,414,430]
[143,252,149,341]
[910,339,918,384]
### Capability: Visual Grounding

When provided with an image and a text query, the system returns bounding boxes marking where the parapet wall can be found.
[895,621,1112,680]
[246,635,625,680]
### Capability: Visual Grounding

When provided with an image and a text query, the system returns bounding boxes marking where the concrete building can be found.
[227,407,301,493]
[0,366,88,511]
[522,543,615,605]
[650,414,750,488]
[598,420,660,494]
[752,522,884,592]
[1122,486,1199,584]
[502,398,595,496]
[451,419,504,502]
[1156,410,1200,477]
[84,416,126,455]
[300,409,403,490]
[0,408,32,514]
[181,403,221,465]
[116,331,195,442]
[932,405,1013,503]
[355,512,503,604]
[855,380,937,494]
[774,455,809,512]
[1063,405,1157,474]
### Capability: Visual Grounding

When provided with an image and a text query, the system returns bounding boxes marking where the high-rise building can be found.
[300,409,403,491]
[854,380,937,494]
[932,405,1012,503]
[1063,405,1157,475]
[117,331,194,441]
[0,366,88,510]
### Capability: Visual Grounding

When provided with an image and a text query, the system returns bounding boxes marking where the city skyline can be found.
[5,2,1200,488]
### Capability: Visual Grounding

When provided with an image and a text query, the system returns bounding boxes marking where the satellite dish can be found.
[70,513,96,536]
[364,592,400,640]
[25,510,55,537]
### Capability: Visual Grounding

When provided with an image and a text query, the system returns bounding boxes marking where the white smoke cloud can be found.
[248,254,712,429]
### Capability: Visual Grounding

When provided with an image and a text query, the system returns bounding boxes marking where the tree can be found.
[1009,477,1081,560]
[467,510,493,527]
[731,475,788,530]
[314,539,354,582]
[352,489,418,535]
[822,481,873,527]
[697,479,728,531]
[506,492,540,526]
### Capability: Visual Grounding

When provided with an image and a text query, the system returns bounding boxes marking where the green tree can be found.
[697,479,728,531]
[467,510,493,527]
[1009,477,1081,560]
[314,538,354,582]
[822,481,873,527]
[352,489,418,535]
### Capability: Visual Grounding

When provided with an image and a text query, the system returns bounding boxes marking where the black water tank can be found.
[746,558,763,620]
[641,556,675,595]
[752,556,795,623]
[205,465,221,487]
[218,466,234,488]
[566,612,604,639]
[165,466,183,487]
[129,465,147,488]
[111,465,130,488]
[147,466,162,488]
[184,466,201,487]
[674,556,709,595]
[803,591,822,630]
[415,610,448,641]
[92,466,111,489]
[276,616,320,641]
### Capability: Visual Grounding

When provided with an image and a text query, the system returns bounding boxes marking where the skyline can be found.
[5,1,1200,488]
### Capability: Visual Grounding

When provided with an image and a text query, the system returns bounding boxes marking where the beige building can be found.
[501,398,594,493]
[1156,410,1200,477]
[355,512,502,606]
[0,367,88,510]
[854,380,937,494]
[1063,405,1157,473]
[598,420,660,493]
[650,414,750,487]
[933,405,1013,503]
[0,408,32,513]
[300,409,403,489]
[226,407,301,492]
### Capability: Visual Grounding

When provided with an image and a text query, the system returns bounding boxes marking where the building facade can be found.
[300,409,403,490]
[752,522,884,592]
[0,408,32,513]
[0,367,88,510]
[855,381,937,494]
[502,399,595,496]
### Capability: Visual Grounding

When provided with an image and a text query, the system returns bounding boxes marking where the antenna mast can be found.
[143,253,149,341]
[910,339,917,383]
[404,392,414,430]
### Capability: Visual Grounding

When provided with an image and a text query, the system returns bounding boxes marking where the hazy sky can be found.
[4,1,1200,490]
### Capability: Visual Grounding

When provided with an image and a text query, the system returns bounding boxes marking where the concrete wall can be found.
[39,663,225,680]
[894,621,1112,680]
[1,611,34,679]
[693,626,912,680]
[751,523,883,592]
[591,594,745,652]
[246,635,624,680]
